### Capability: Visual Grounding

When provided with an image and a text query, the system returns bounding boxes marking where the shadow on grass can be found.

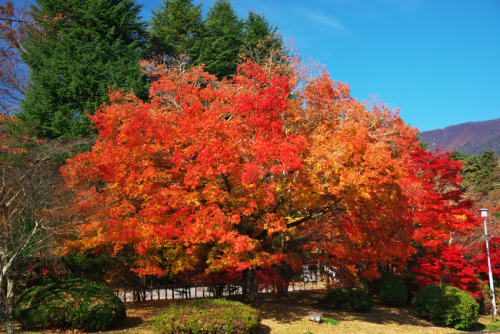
[112,316,144,331]
[328,303,439,327]
[9,316,144,334]
[258,289,474,331]
[257,323,272,334]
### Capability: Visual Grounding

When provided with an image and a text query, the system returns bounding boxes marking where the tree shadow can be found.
[257,323,272,334]
[112,316,144,331]
[258,290,324,324]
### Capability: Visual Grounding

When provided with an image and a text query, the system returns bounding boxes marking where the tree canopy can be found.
[61,55,477,304]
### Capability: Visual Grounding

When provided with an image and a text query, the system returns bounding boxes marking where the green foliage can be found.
[367,273,408,305]
[19,0,148,139]
[456,149,498,194]
[149,0,204,60]
[322,318,339,325]
[318,287,374,312]
[377,274,408,306]
[153,298,259,334]
[412,284,479,330]
[13,278,126,331]
[196,0,243,79]
[415,132,428,150]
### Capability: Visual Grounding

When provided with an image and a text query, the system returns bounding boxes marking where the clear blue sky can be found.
[6,0,500,132]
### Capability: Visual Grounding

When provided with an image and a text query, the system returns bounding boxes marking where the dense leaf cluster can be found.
[413,244,484,300]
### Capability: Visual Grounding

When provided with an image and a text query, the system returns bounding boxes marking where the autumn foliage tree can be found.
[61,55,478,306]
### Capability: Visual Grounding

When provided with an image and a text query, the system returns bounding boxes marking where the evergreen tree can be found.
[240,10,283,65]
[196,0,243,79]
[148,0,204,62]
[18,0,148,139]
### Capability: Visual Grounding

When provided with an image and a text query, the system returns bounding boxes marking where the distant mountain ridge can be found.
[419,118,500,156]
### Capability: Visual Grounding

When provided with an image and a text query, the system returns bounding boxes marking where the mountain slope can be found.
[419,118,500,155]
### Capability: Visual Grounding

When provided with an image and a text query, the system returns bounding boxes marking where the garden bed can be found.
[5,289,498,333]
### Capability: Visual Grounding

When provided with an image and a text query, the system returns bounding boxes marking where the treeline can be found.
[1,0,283,139]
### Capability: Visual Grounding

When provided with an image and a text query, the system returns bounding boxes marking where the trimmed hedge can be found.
[13,278,126,331]
[412,284,479,330]
[367,273,407,306]
[153,299,259,334]
[318,287,374,312]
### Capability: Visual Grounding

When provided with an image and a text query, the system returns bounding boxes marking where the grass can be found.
[3,288,498,333]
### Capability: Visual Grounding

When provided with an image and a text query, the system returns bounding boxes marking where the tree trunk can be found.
[241,267,259,307]
[1,275,16,334]
[276,261,291,297]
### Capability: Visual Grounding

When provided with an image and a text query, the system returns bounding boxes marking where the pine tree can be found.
[18,0,148,139]
[196,0,243,80]
[450,149,470,161]
[148,0,204,62]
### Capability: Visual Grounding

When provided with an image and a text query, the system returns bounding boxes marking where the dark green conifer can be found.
[19,0,148,139]
[196,0,243,80]
[148,0,204,62]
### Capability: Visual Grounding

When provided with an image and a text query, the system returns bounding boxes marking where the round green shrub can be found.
[378,274,407,306]
[412,284,479,330]
[318,287,374,312]
[153,298,259,334]
[13,278,126,331]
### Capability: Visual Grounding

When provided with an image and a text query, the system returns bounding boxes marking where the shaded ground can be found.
[4,288,500,333]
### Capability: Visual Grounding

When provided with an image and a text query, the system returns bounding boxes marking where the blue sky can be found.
[6,0,500,132]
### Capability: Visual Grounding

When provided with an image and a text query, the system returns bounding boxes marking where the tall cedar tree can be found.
[240,10,283,65]
[196,0,242,80]
[148,0,204,62]
[18,0,148,139]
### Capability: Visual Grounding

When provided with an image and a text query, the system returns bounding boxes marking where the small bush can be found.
[318,287,374,312]
[13,278,126,331]
[412,284,479,330]
[323,317,339,325]
[153,298,259,334]
[376,274,407,306]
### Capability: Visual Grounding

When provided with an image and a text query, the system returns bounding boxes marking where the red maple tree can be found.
[61,56,479,304]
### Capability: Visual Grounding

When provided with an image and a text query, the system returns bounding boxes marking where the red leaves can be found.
[413,243,485,299]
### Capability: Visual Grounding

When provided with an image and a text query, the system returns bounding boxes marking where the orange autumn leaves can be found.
[61,58,477,278]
